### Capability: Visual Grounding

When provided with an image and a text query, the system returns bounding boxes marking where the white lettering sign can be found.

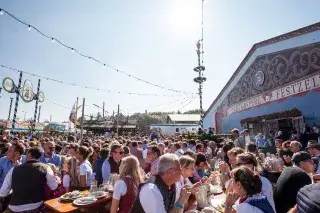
[227,74,320,116]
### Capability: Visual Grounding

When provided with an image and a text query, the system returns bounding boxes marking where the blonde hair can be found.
[119,156,142,185]
[61,156,72,171]
[46,163,58,175]
[179,155,195,169]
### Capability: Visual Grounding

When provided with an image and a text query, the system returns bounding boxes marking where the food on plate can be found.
[61,190,82,199]
[73,196,97,205]
[90,191,108,198]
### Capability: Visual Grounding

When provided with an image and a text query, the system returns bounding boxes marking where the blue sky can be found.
[0,0,320,122]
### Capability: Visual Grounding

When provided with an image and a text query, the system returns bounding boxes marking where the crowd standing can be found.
[0,125,319,213]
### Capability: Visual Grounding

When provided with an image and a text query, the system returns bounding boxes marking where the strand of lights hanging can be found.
[156,96,196,112]
[177,96,197,111]
[44,95,193,115]
[122,95,195,112]
[0,8,195,95]
[0,65,187,97]
[44,97,69,109]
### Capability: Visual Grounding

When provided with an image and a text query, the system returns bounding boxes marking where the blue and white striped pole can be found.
[11,71,23,131]
[33,79,41,132]
[7,97,13,121]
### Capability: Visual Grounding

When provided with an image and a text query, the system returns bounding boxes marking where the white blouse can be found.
[113,179,127,200]
[175,175,192,201]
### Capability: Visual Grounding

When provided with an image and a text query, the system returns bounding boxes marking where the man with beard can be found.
[40,141,61,167]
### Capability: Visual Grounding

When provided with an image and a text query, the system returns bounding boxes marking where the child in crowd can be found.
[47,163,61,185]
[61,157,72,192]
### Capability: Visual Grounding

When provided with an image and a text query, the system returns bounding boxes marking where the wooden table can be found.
[44,191,112,213]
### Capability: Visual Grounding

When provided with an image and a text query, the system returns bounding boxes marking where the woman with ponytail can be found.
[224,166,275,213]
[233,153,275,211]
[76,146,94,189]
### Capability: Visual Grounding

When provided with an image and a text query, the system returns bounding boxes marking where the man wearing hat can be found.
[306,140,320,181]
[274,151,314,213]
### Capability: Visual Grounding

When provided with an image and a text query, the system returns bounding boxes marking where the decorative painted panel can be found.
[220,42,320,110]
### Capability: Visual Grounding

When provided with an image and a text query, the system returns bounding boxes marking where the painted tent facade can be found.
[203,22,320,136]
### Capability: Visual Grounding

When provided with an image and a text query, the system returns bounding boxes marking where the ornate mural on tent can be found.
[215,42,320,132]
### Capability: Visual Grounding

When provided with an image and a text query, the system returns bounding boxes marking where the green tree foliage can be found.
[183,109,202,114]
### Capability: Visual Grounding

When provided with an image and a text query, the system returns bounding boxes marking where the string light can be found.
[0,9,3,16]
[0,8,194,95]
[45,96,193,115]
[44,98,69,109]
[28,25,31,31]
[123,95,194,112]
[0,64,189,97]
[51,38,55,43]
[178,96,197,111]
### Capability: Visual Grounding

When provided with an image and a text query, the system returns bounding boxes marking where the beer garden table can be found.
[44,190,112,213]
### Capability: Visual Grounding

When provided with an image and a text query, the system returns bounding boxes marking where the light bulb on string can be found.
[51,38,55,43]
[28,25,31,31]
[71,48,75,53]
[0,9,4,16]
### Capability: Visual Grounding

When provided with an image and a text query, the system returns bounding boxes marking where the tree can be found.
[183,109,204,114]
[96,112,101,120]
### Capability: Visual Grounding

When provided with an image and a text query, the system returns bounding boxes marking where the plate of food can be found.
[73,196,97,206]
[90,191,108,199]
[60,191,82,201]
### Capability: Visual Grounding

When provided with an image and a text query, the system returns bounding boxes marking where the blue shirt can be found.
[39,153,62,167]
[94,158,105,183]
[0,156,15,188]
[256,138,266,147]
[101,159,111,182]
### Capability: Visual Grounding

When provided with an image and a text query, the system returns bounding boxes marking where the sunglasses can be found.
[303,159,314,164]
[114,151,124,155]
[49,147,55,150]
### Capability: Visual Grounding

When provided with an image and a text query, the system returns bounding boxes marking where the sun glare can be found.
[166,0,202,37]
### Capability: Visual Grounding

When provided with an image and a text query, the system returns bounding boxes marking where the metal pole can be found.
[192,0,206,129]
[12,71,23,131]
[37,105,41,123]
[80,98,85,141]
[48,114,52,132]
[200,0,204,129]
[75,97,79,121]
[75,97,79,134]
[103,101,105,118]
[33,79,41,132]
[8,97,13,121]
[117,104,120,135]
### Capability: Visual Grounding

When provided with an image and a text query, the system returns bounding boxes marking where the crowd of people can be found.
[0,127,319,213]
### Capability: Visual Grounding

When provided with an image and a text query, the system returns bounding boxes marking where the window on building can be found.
[176,128,179,132]
[293,116,304,134]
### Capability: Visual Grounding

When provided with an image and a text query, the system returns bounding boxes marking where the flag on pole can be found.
[69,101,77,123]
